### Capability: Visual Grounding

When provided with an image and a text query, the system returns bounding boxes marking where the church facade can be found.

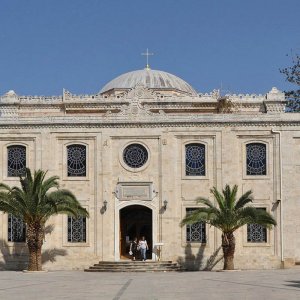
[0,67,299,270]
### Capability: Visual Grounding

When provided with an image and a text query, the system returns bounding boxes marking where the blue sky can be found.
[0,0,299,95]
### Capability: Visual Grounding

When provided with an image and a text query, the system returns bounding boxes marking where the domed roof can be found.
[100,69,197,95]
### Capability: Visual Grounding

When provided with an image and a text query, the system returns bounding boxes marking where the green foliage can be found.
[280,53,300,112]
[181,184,276,234]
[0,168,88,225]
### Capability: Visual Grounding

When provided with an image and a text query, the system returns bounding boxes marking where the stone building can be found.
[0,65,299,270]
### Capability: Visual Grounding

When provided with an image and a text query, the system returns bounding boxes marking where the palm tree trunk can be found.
[26,222,44,271]
[222,232,235,270]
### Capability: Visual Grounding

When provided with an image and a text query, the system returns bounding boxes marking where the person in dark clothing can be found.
[130,237,138,261]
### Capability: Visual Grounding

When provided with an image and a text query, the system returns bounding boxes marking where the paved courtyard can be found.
[0,269,300,300]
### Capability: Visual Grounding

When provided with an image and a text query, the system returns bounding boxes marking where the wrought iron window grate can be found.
[8,214,26,242]
[185,143,205,176]
[246,143,266,175]
[7,145,26,177]
[247,208,267,242]
[67,144,86,176]
[247,223,267,242]
[186,208,206,243]
[68,216,86,242]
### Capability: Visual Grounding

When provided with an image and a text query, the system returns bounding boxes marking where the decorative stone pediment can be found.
[117,98,154,119]
[109,85,156,119]
[124,84,157,100]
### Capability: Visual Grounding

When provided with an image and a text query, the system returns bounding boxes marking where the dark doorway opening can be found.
[120,205,152,260]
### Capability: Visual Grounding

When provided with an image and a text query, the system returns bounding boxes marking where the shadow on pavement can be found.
[177,243,223,271]
[285,281,300,288]
[0,224,68,270]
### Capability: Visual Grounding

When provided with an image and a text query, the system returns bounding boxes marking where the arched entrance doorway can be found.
[119,205,152,259]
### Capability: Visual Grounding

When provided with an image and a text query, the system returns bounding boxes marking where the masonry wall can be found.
[163,125,282,270]
[0,123,299,270]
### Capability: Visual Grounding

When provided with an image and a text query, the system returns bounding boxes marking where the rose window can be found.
[123,144,148,169]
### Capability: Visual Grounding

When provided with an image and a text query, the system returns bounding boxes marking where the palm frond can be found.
[210,187,225,211]
[252,209,277,227]
[0,183,12,192]
[40,176,59,196]
[196,197,215,209]
[232,207,277,231]
[180,207,217,227]
[235,190,253,210]
[222,184,238,210]
[0,168,88,225]
[0,199,18,215]
[181,184,277,235]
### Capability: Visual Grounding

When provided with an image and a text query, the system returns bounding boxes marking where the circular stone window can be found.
[123,143,148,169]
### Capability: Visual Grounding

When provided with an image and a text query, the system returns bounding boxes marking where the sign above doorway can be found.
[115,182,157,201]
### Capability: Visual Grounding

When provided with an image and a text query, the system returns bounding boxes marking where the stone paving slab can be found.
[0,269,300,300]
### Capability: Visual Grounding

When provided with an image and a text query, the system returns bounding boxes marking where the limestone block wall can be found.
[0,129,101,270]
[163,125,282,270]
[280,129,300,265]
[1,121,300,270]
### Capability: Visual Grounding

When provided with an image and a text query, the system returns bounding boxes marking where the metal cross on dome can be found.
[141,48,154,70]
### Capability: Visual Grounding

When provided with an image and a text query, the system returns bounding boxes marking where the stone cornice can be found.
[0,113,299,129]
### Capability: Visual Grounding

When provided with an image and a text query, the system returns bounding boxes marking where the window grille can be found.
[8,214,26,242]
[7,145,26,177]
[185,143,205,176]
[67,216,86,242]
[247,208,267,242]
[123,143,148,168]
[246,143,266,175]
[186,208,206,243]
[67,144,86,176]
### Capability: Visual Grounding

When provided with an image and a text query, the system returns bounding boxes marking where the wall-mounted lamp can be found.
[103,200,108,211]
[272,199,281,205]
[163,199,168,210]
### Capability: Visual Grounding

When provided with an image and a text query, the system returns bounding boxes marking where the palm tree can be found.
[0,168,88,271]
[181,185,276,270]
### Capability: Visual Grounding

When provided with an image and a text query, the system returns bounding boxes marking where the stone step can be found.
[96,260,173,264]
[90,265,178,270]
[85,268,179,272]
[94,261,177,267]
[84,261,181,272]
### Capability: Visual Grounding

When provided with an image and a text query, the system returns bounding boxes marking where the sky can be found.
[0,0,299,96]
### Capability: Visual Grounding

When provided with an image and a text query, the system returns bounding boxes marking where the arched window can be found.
[246,143,266,175]
[67,144,86,177]
[7,145,26,177]
[185,143,205,176]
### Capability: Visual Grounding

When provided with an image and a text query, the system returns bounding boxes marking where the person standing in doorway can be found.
[138,236,148,261]
[130,237,138,261]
